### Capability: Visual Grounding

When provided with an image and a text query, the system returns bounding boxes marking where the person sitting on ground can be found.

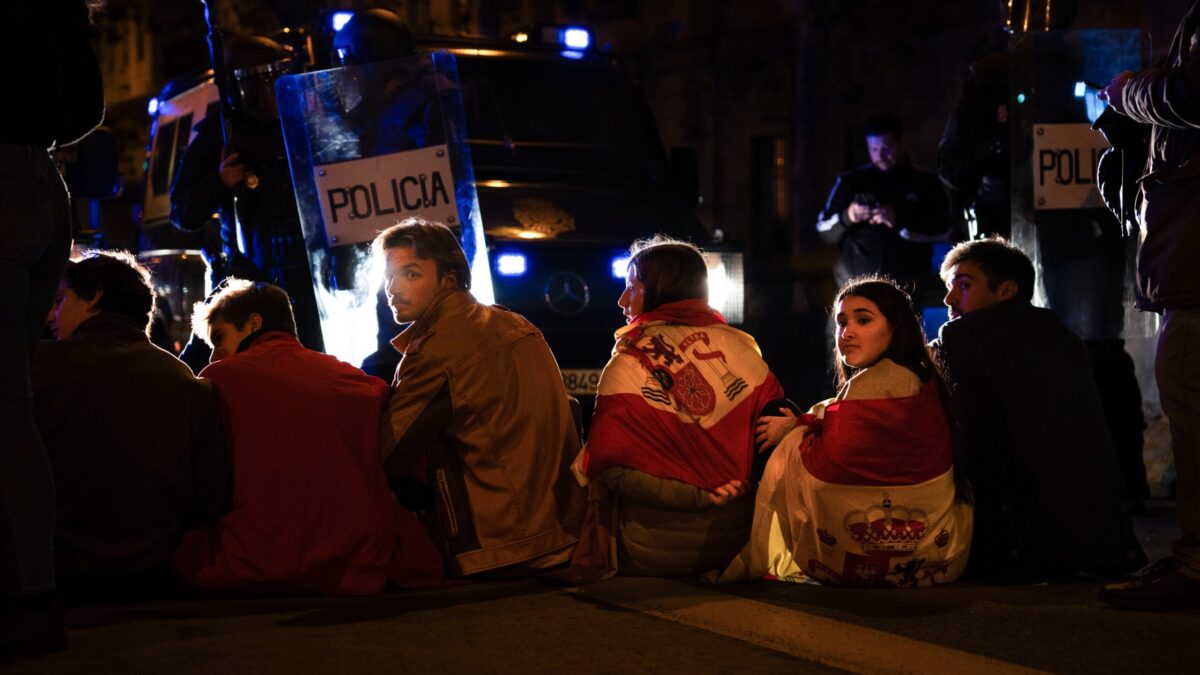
[717,277,972,587]
[376,217,586,579]
[934,237,1145,582]
[172,280,441,595]
[572,236,785,579]
[32,252,229,604]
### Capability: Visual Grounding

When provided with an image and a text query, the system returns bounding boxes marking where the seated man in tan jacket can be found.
[375,217,586,578]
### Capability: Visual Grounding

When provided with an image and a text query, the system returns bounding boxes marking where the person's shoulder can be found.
[936,316,995,377]
[1024,305,1089,352]
[873,358,921,390]
[197,356,235,381]
[140,342,205,379]
[841,163,877,180]
[844,358,921,400]
[309,349,390,390]
[983,302,1076,342]
[937,310,987,343]
[709,324,771,361]
[1024,303,1070,328]
[198,340,273,380]
[452,297,541,343]
[943,299,1030,332]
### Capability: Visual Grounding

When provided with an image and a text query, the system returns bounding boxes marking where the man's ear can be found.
[83,289,103,312]
[995,280,1018,302]
[246,312,264,333]
[439,271,459,291]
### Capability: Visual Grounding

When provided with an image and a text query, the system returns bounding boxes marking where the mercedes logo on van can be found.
[544,271,590,316]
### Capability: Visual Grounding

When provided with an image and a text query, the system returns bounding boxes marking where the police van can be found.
[142,19,743,407]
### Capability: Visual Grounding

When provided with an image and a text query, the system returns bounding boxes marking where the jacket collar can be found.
[389,290,476,355]
[67,312,148,343]
[236,329,300,354]
[943,298,1032,331]
[615,298,725,340]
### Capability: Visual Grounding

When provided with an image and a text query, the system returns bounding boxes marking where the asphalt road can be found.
[7,513,1196,674]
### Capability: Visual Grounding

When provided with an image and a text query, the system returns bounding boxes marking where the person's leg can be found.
[1088,339,1150,505]
[1047,247,1150,506]
[0,148,68,599]
[1158,308,1200,570]
[0,147,70,659]
[1100,308,1200,609]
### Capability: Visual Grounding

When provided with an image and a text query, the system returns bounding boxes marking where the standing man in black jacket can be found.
[1099,0,1200,609]
[817,113,950,303]
[0,0,103,661]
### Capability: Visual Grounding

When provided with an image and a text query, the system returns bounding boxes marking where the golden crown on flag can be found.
[844,493,929,554]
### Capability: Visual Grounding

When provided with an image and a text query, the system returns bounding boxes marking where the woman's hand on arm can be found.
[706,479,749,507]
[756,409,798,452]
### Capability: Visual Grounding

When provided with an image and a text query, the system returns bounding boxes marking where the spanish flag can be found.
[584,299,784,490]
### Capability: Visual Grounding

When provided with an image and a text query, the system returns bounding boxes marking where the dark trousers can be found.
[0,144,71,596]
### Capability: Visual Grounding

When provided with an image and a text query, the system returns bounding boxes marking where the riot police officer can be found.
[170,35,324,364]
[325,10,436,380]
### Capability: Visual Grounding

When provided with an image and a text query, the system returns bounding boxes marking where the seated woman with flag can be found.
[717,277,972,587]
[570,236,785,579]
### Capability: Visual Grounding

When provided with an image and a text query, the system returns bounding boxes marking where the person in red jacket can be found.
[172,280,441,594]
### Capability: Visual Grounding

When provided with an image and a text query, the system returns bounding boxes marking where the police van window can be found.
[170,113,194,187]
[149,118,178,196]
[456,56,667,182]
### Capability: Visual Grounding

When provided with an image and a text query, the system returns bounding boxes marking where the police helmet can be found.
[224,35,296,119]
[332,9,416,66]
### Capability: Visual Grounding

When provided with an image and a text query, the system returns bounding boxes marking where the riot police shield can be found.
[275,52,493,368]
[1008,29,1153,338]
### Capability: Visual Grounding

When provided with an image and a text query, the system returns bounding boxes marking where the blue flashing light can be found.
[496,253,528,277]
[561,27,591,50]
[332,12,354,32]
[147,97,159,116]
[1017,92,1027,104]
[611,255,631,280]
[1074,81,1086,98]
[561,49,584,60]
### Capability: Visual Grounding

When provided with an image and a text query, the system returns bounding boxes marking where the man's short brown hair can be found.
[940,236,1036,302]
[63,250,156,333]
[373,217,471,290]
[192,278,297,345]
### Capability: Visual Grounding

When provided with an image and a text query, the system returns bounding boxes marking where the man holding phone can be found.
[817,113,950,299]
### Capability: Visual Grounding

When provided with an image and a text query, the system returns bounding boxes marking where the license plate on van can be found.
[561,369,602,396]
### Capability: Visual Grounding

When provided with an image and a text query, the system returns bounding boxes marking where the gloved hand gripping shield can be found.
[275,52,492,366]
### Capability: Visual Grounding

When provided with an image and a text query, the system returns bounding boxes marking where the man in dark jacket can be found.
[1098,0,1200,608]
[33,252,229,604]
[934,238,1144,582]
[817,113,950,302]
